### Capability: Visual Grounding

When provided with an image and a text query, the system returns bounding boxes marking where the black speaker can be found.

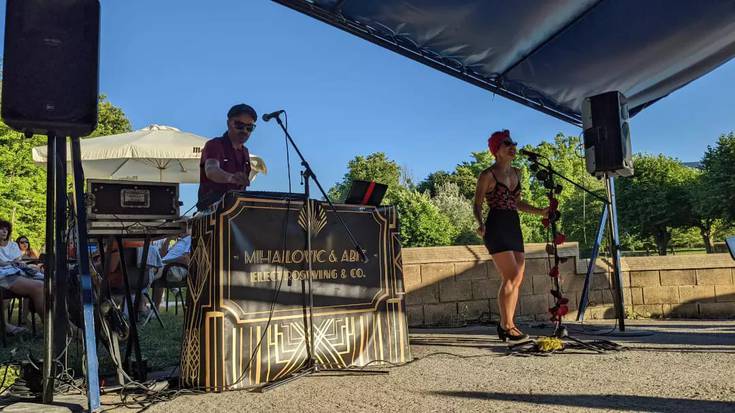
[582,91,634,178]
[1,0,100,137]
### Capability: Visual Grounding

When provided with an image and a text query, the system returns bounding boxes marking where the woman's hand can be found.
[541,207,550,219]
[476,224,485,237]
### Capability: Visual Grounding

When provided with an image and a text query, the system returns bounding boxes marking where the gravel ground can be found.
[5,320,735,412]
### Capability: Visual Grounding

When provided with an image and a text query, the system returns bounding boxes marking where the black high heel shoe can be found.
[496,325,529,342]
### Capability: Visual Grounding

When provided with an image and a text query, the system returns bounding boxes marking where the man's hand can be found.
[229,172,249,186]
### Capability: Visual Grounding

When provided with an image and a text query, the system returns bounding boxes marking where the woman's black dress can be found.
[483,169,524,254]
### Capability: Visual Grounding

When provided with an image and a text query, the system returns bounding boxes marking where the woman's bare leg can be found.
[492,251,525,330]
[8,278,44,317]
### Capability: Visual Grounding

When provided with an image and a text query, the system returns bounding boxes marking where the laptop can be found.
[344,180,387,207]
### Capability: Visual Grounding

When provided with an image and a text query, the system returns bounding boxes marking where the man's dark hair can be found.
[0,219,12,241]
[227,104,257,120]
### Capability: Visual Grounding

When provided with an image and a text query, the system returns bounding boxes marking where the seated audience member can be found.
[100,237,164,318]
[152,222,191,308]
[16,236,39,260]
[0,219,44,333]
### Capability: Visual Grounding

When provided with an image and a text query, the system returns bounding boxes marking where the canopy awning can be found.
[273,0,735,125]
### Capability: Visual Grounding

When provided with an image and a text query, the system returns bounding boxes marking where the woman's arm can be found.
[473,170,494,235]
[515,167,549,217]
[517,199,548,216]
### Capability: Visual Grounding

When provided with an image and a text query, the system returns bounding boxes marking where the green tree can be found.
[416,151,495,200]
[89,94,133,137]
[0,93,133,248]
[416,170,452,197]
[393,187,456,247]
[616,154,695,255]
[681,167,719,253]
[328,152,457,247]
[452,151,495,199]
[700,133,735,221]
[430,181,480,245]
[519,134,610,252]
[328,152,402,204]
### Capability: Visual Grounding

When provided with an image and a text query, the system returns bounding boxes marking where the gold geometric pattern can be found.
[181,328,200,383]
[188,236,210,305]
[297,200,327,237]
[181,197,411,390]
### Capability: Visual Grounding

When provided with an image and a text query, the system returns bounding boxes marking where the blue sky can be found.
[4,1,734,212]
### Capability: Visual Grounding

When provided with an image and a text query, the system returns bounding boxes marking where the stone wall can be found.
[402,243,735,327]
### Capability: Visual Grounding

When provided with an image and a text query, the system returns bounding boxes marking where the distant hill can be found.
[683,161,703,169]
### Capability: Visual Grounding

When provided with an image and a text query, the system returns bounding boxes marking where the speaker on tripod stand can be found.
[578,90,631,332]
[582,91,634,178]
[2,0,102,408]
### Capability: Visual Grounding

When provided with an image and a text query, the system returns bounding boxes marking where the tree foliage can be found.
[430,182,480,245]
[418,151,494,199]
[616,154,695,255]
[328,152,402,204]
[700,133,735,221]
[0,94,133,249]
[89,94,133,138]
[393,187,456,247]
[517,134,608,251]
[328,132,732,255]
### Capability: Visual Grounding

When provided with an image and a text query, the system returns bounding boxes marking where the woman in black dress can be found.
[473,130,547,342]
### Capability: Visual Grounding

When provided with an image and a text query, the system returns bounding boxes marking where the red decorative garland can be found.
[544,176,569,323]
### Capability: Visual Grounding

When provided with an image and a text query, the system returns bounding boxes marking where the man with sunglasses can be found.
[197,104,258,210]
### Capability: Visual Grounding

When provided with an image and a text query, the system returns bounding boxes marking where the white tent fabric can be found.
[31,124,267,183]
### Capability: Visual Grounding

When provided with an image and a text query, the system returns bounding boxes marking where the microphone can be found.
[520,148,543,159]
[262,110,285,122]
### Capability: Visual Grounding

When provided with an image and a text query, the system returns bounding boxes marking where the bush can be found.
[393,188,457,247]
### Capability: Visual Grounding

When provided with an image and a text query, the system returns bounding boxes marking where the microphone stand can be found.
[257,113,386,391]
[524,154,623,352]
[524,153,626,331]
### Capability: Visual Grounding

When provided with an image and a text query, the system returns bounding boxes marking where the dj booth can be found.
[181,192,411,390]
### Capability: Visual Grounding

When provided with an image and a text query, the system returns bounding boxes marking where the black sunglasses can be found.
[18,239,29,244]
[233,121,256,132]
[502,139,518,147]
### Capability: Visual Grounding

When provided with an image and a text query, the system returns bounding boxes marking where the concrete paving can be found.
[3,320,734,412]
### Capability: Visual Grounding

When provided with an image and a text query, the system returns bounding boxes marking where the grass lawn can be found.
[1,309,184,392]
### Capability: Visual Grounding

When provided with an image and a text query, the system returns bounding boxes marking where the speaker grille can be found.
[1,0,100,137]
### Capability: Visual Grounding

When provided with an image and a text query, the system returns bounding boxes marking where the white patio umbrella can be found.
[31,124,267,183]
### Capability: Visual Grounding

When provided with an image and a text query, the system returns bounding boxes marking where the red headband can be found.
[488,130,510,155]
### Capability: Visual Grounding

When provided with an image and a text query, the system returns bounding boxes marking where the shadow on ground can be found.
[425,391,732,413]
[410,319,735,354]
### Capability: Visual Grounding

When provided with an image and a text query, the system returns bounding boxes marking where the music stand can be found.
[344,180,387,207]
